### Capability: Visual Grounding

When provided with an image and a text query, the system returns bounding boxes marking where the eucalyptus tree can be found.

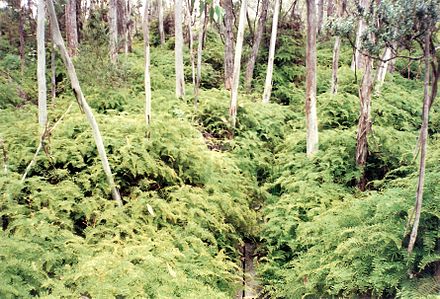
[158,0,165,45]
[143,0,152,125]
[37,0,47,128]
[262,0,280,103]
[46,0,122,206]
[175,0,185,98]
[351,0,368,71]
[65,0,78,56]
[195,2,210,108]
[109,0,118,62]
[330,0,346,94]
[221,0,235,90]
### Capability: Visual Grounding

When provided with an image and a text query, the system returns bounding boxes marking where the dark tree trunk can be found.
[221,0,235,90]
[65,0,78,56]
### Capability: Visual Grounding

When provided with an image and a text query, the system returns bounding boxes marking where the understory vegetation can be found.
[1,20,440,299]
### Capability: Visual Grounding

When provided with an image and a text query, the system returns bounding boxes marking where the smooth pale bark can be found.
[317,0,324,35]
[351,0,368,71]
[195,4,209,109]
[46,0,122,206]
[330,0,344,94]
[408,33,431,255]
[158,0,165,45]
[262,0,280,104]
[229,0,248,128]
[305,0,319,156]
[185,5,196,94]
[143,0,152,125]
[37,0,47,128]
[175,0,185,98]
[375,47,392,92]
[221,0,235,90]
[244,0,269,91]
[355,55,373,190]
[65,0,78,56]
[109,0,118,63]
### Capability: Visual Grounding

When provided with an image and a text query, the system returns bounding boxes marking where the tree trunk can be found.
[186,4,196,96]
[18,2,25,72]
[143,0,152,126]
[37,0,47,129]
[117,0,127,52]
[305,0,319,156]
[262,0,280,104]
[229,0,248,128]
[51,48,56,100]
[76,0,82,43]
[327,0,334,17]
[330,0,344,94]
[47,0,122,206]
[375,47,392,92]
[126,1,133,52]
[175,0,185,98]
[158,0,165,45]
[244,0,269,91]
[109,0,118,63]
[65,0,79,56]
[408,33,431,254]
[195,4,209,109]
[222,0,235,90]
[317,0,324,35]
[351,0,368,71]
[355,55,373,190]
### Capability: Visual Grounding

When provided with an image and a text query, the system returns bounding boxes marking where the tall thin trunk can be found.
[37,0,47,128]
[117,0,127,52]
[195,4,209,109]
[327,0,334,17]
[47,0,122,206]
[244,0,269,91]
[51,48,56,100]
[351,0,368,71]
[144,0,152,125]
[18,2,25,72]
[175,0,185,98]
[317,0,324,35]
[305,0,319,156]
[158,0,165,45]
[109,0,118,63]
[229,0,248,128]
[262,0,280,104]
[375,47,392,92]
[127,1,133,52]
[330,0,344,94]
[355,55,373,190]
[408,33,431,254]
[65,0,79,56]
[186,4,196,94]
[222,0,235,90]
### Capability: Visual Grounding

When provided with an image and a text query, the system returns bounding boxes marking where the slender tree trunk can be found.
[126,1,133,52]
[229,0,248,128]
[222,0,235,90]
[330,0,344,94]
[18,2,25,72]
[76,0,82,43]
[327,0,334,17]
[351,0,368,71]
[408,33,431,254]
[51,48,56,100]
[355,55,373,190]
[47,0,122,206]
[186,4,196,95]
[109,0,118,63]
[175,0,185,98]
[317,0,324,35]
[117,0,127,52]
[305,0,319,156]
[65,0,79,56]
[195,4,209,109]
[143,0,152,126]
[375,47,392,92]
[244,0,269,91]
[37,0,47,129]
[158,0,165,45]
[262,0,280,104]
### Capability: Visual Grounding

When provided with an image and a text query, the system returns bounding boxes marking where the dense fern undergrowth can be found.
[1,26,440,298]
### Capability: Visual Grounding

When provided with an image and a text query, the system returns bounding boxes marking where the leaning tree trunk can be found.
[143,0,152,126]
[46,0,122,206]
[229,0,248,128]
[222,0,235,90]
[158,0,165,45]
[37,0,47,129]
[65,0,78,56]
[408,33,432,255]
[355,55,374,190]
[351,0,368,71]
[109,0,118,63]
[195,3,209,109]
[175,0,185,98]
[305,0,319,156]
[262,0,280,104]
[244,0,269,91]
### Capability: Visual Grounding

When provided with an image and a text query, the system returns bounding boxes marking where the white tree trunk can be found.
[229,0,248,128]
[195,4,208,109]
[143,0,152,125]
[375,47,392,92]
[331,36,340,94]
[109,0,118,63]
[351,0,368,71]
[175,0,185,98]
[46,0,122,206]
[305,0,319,156]
[262,0,280,104]
[185,5,196,95]
[158,0,165,45]
[37,0,47,129]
